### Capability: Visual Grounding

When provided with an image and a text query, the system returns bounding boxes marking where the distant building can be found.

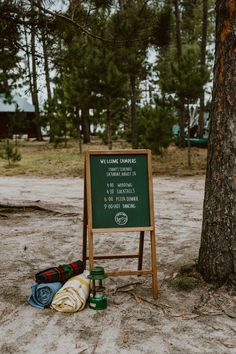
[0,94,38,139]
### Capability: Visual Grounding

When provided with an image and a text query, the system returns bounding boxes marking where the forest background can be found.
[0,0,214,156]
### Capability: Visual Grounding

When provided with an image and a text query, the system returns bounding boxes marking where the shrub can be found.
[0,139,21,166]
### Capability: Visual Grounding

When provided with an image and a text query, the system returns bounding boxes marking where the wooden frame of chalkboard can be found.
[82,149,158,298]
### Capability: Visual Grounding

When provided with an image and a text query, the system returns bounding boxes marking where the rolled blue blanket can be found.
[28,282,62,309]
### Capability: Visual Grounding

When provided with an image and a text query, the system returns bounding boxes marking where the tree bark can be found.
[178,105,185,148]
[75,106,82,154]
[173,0,185,148]
[187,107,191,167]
[81,107,90,144]
[107,106,112,150]
[198,94,205,138]
[130,75,138,149]
[198,0,236,284]
[30,0,42,141]
[118,0,124,10]
[173,0,182,58]
[41,16,53,142]
[198,0,208,138]
[23,24,33,104]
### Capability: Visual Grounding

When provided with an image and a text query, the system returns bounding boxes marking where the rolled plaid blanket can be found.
[51,271,90,313]
[28,282,62,309]
[35,260,84,284]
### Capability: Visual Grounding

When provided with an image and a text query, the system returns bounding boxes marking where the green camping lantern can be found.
[88,266,107,310]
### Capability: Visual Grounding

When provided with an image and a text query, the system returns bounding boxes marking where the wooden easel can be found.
[82,150,158,299]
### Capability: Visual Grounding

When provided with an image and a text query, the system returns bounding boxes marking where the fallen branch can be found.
[0,203,58,213]
[0,203,79,217]
[217,339,236,349]
[213,294,236,319]
[228,325,236,335]
[113,281,142,295]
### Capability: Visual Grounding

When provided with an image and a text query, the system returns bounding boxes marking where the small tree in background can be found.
[156,44,209,164]
[170,45,209,166]
[0,139,21,166]
[137,105,175,155]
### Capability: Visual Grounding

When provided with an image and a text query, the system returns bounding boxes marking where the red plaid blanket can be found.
[35,260,84,284]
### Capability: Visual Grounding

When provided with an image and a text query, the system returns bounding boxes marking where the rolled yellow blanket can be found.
[51,271,90,313]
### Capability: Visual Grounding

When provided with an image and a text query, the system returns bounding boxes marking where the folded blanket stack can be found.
[28,282,62,309]
[51,271,90,313]
[35,260,84,284]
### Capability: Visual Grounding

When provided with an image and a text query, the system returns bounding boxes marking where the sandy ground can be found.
[0,176,236,354]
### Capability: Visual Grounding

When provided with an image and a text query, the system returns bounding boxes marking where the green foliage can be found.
[181,0,202,43]
[0,0,215,150]
[92,0,113,9]
[137,105,175,154]
[47,88,73,147]
[0,139,21,166]
[150,5,172,47]
[157,44,210,104]
[110,1,154,75]
[154,0,214,118]
[0,1,22,95]
[170,45,210,102]
[50,5,131,147]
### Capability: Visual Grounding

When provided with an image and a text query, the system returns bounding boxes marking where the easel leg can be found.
[82,175,88,268]
[138,231,144,271]
[150,230,158,299]
[88,229,94,271]
[82,224,87,269]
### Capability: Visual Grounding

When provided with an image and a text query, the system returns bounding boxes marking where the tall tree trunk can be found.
[174,0,182,58]
[118,0,124,10]
[69,0,78,20]
[198,0,236,285]
[23,24,33,103]
[73,107,82,153]
[178,105,185,148]
[107,106,112,150]
[75,107,82,154]
[30,0,42,141]
[187,106,191,167]
[81,108,90,144]
[40,7,53,142]
[130,75,138,149]
[198,0,208,138]
[173,0,185,148]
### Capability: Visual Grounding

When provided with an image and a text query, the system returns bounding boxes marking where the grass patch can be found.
[169,263,204,292]
[0,140,84,177]
[0,138,207,178]
[170,276,201,291]
[153,145,207,176]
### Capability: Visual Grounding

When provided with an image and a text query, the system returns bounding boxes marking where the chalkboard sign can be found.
[82,149,158,298]
[89,153,150,229]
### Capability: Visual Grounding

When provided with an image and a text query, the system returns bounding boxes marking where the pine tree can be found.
[110,0,171,148]
[156,0,213,148]
[0,139,21,166]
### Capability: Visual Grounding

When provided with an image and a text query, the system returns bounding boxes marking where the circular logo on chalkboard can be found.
[115,212,128,226]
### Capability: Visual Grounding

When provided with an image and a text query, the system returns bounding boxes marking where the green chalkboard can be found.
[89,152,150,229]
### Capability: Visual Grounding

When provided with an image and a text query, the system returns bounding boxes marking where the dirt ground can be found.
[0,176,236,354]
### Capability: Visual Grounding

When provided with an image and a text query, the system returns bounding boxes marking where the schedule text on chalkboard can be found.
[89,153,150,229]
